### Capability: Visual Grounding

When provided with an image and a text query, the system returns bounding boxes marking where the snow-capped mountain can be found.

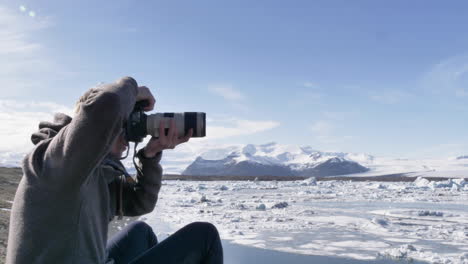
[182,142,371,177]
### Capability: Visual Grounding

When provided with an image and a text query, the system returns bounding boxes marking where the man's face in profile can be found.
[110,131,128,159]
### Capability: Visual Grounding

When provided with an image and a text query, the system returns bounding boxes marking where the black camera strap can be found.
[132,142,144,178]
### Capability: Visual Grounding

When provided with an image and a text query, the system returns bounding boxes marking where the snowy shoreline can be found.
[131,177,468,264]
[162,173,468,182]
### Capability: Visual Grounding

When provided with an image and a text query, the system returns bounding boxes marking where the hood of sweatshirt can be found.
[31,113,72,145]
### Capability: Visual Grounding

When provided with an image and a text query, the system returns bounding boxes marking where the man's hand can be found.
[136,86,156,111]
[143,120,193,158]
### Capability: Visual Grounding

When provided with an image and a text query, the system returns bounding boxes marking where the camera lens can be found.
[146,112,206,138]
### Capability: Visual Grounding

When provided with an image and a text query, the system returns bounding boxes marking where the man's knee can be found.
[188,222,220,239]
[128,221,158,245]
[128,221,151,231]
[127,221,154,236]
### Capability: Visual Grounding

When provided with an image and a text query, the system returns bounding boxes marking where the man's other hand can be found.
[136,86,156,112]
[142,120,193,158]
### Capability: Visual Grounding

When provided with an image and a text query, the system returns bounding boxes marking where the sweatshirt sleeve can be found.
[121,149,163,216]
[28,77,139,187]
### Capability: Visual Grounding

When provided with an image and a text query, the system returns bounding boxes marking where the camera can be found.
[125,101,206,143]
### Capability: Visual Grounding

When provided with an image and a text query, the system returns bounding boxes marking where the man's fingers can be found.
[171,120,177,139]
[158,120,166,139]
[145,96,156,111]
[175,128,192,145]
[151,120,192,151]
[168,120,177,148]
[179,128,193,143]
[136,86,156,111]
[169,120,176,137]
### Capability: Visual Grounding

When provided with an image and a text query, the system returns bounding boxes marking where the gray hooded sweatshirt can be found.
[6,77,163,264]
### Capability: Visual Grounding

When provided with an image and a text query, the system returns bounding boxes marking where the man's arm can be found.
[24,77,138,188]
[121,150,163,216]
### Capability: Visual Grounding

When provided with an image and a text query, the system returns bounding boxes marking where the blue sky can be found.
[1,0,468,160]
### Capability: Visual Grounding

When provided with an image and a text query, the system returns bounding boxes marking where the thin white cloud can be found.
[422,53,468,97]
[455,89,468,97]
[309,120,353,145]
[207,118,280,140]
[208,84,251,112]
[321,111,354,120]
[370,90,410,104]
[405,142,468,159]
[0,99,73,166]
[208,85,245,101]
[302,82,316,88]
[288,91,323,108]
[310,120,333,134]
[0,5,58,97]
[310,121,338,144]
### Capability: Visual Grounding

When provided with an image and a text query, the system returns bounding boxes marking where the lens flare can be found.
[19,5,26,12]
[28,11,36,17]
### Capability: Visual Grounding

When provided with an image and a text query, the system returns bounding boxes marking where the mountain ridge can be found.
[183,142,371,177]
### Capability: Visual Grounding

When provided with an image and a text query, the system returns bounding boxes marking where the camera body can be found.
[125,102,206,143]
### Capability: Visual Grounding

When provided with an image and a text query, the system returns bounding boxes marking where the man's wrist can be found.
[142,147,162,159]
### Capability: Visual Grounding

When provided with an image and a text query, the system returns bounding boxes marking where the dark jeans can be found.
[107,221,223,264]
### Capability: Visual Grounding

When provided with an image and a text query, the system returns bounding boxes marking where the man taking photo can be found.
[6,77,223,264]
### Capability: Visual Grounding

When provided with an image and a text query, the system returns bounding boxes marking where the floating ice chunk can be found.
[451,184,459,191]
[433,179,455,189]
[451,178,467,191]
[428,255,453,264]
[218,185,229,191]
[413,177,467,190]
[369,183,386,189]
[231,217,241,223]
[271,202,289,209]
[453,178,466,187]
[414,177,430,188]
[256,203,266,211]
[298,209,315,216]
[401,244,416,251]
[377,183,387,189]
[301,177,317,186]
[233,203,247,210]
[197,184,207,190]
[452,230,468,241]
[371,217,389,226]
[459,252,468,261]
[380,244,416,260]
[417,210,444,217]
[184,186,196,192]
